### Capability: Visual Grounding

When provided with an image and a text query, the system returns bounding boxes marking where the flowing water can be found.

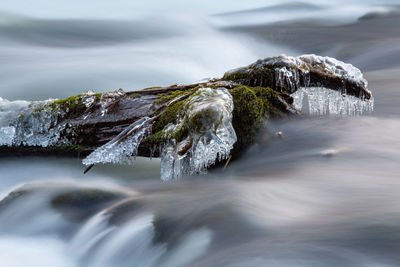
[1,1,400,266]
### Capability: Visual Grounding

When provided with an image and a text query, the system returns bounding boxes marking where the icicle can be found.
[82,117,152,166]
[291,87,374,116]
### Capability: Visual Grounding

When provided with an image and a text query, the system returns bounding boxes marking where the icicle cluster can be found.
[274,66,309,93]
[160,88,237,180]
[291,87,374,116]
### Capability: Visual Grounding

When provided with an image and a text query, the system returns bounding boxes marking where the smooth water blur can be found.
[1,116,400,266]
[0,0,396,100]
[0,14,285,100]
[1,0,400,266]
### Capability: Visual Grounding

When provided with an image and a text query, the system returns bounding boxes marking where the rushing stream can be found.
[1,0,400,266]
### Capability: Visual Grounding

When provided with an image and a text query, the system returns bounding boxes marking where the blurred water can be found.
[1,116,400,266]
[1,0,400,266]
[0,13,285,100]
[0,0,394,100]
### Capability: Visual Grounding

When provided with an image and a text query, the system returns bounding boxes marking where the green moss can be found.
[222,66,276,88]
[34,93,102,119]
[50,95,89,117]
[222,71,250,81]
[154,88,196,105]
[153,99,185,132]
[127,93,140,99]
[230,85,287,155]
[143,98,189,146]
[143,89,199,145]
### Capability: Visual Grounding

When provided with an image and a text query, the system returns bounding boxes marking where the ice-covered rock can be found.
[223,54,372,100]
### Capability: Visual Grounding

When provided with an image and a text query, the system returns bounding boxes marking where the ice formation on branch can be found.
[99,89,126,116]
[0,97,67,147]
[224,54,374,115]
[160,88,237,180]
[254,54,368,89]
[224,54,372,100]
[83,117,152,165]
[81,87,237,180]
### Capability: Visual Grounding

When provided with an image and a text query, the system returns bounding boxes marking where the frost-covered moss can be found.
[33,93,102,119]
[52,93,102,117]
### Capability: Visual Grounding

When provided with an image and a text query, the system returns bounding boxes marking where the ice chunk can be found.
[160,87,237,180]
[291,87,374,116]
[83,117,152,165]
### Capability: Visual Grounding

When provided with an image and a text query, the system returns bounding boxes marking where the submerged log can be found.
[0,81,292,157]
[0,55,373,179]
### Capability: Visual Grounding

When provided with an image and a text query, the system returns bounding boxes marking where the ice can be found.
[82,91,97,108]
[100,89,125,117]
[227,54,371,98]
[231,54,374,115]
[160,87,237,180]
[299,54,367,87]
[0,97,65,147]
[275,66,301,93]
[254,54,368,89]
[83,117,152,166]
[0,126,15,146]
[84,87,237,180]
[291,87,374,116]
